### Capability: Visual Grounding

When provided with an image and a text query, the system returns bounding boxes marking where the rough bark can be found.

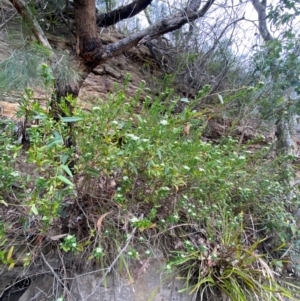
[96,0,153,27]
[51,0,104,98]
[74,0,102,65]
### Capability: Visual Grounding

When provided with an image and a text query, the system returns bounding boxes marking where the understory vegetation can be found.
[1,0,300,300]
[1,73,300,300]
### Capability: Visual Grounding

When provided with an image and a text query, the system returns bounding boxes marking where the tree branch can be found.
[96,0,153,27]
[98,0,215,61]
[9,0,52,49]
[252,0,273,42]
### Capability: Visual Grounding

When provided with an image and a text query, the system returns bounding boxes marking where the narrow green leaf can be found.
[147,160,154,169]
[185,276,215,294]
[45,131,64,148]
[33,114,47,120]
[46,137,63,148]
[60,116,83,123]
[136,114,144,123]
[61,154,69,165]
[290,224,297,235]
[157,149,162,160]
[53,130,62,139]
[86,167,100,177]
[129,162,138,175]
[57,175,74,186]
[0,238,7,247]
[61,164,73,177]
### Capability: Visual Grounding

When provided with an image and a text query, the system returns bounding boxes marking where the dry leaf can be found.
[7,246,14,260]
[149,223,156,229]
[184,123,191,135]
[8,262,15,270]
[207,258,213,267]
[110,179,117,188]
[34,235,44,245]
[50,234,68,241]
[174,240,184,250]
[96,211,112,232]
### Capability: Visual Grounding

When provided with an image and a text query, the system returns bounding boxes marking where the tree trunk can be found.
[74,0,102,65]
[54,0,103,100]
[252,0,273,43]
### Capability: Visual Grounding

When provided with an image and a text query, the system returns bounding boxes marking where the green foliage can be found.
[254,37,300,92]
[72,86,296,238]
[0,86,79,230]
[72,87,298,298]
[0,43,80,96]
[60,235,78,252]
[0,43,52,94]
[92,246,105,259]
[251,9,300,122]
[1,0,300,297]
[269,0,300,27]
[0,80,299,299]
[0,120,22,198]
[169,215,298,301]
[39,63,55,90]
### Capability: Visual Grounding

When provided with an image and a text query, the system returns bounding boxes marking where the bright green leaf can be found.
[85,167,100,177]
[60,116,83,122]
[61,164,73,177]
[57,175,74,186]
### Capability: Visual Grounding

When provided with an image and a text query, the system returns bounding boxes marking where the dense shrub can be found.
[0,82,299,299]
